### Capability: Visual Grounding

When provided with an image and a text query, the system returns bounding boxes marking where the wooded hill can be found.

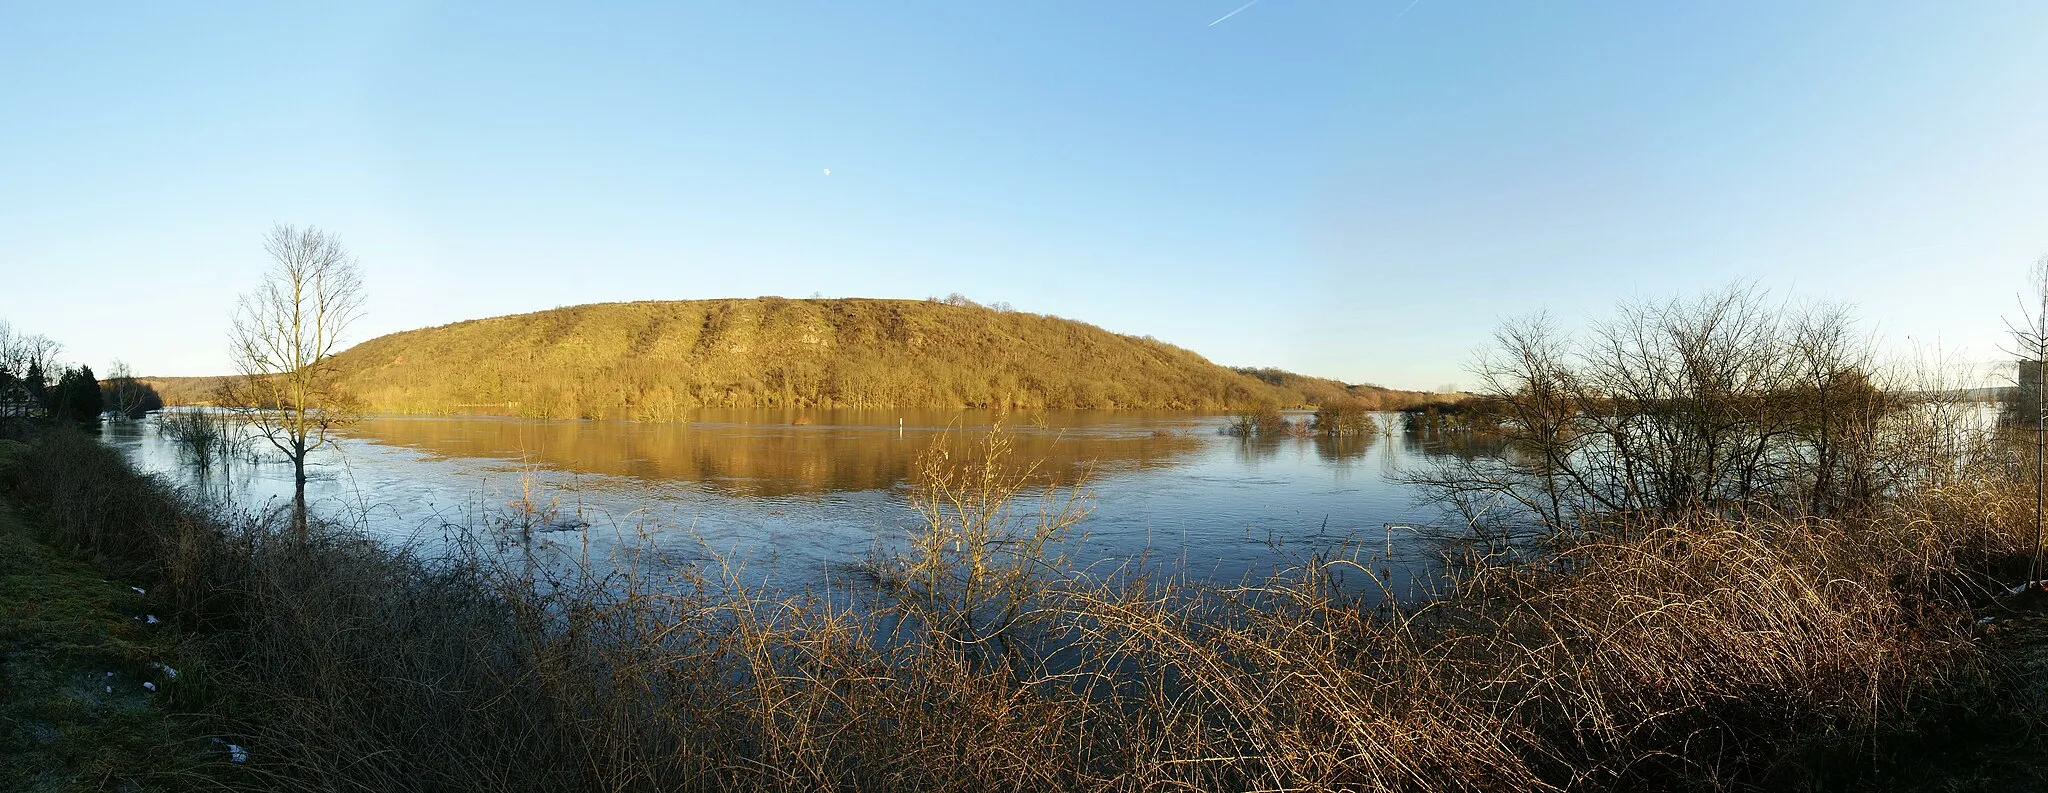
[1227,367,1460,412]
[146,298,1451,418]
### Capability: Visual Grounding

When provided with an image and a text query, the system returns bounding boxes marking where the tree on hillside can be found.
[225,224,366,538]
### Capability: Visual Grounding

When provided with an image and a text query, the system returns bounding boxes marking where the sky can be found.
[5,1,2048,390]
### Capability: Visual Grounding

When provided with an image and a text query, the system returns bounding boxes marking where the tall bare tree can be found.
[105,359,149,419]
[2003,255,2048,586]
[226,224,366,537]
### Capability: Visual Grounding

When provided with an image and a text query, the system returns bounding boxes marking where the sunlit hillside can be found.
[308,298,1355,418]
[1228,367,1459,412]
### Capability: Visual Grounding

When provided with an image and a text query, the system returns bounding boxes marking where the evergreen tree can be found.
[50,365,103,421]
[24,360,46,410]
[73,364,102,419]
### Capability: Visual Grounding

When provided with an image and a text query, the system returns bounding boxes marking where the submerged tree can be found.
[225,224,366,538]
[1404,286,1906,543]
[104,359,162,419]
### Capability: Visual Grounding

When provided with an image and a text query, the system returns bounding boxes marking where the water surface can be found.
[103,410,1468,590]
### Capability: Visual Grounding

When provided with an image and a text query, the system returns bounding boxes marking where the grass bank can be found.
[0,439,226,791]
[5,423,2048,791]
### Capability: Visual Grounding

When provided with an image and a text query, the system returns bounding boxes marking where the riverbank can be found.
[0,440,229,790]
[7,424,2048,791]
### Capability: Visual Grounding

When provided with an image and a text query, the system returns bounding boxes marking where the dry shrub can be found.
[1050,571,1547,792]
[1448,513,1992,786]
[1227,401,1289,437]
[1312,397,1379,437]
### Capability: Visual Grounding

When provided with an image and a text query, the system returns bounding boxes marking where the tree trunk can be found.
[2036,355,2044,586]
[293,441,309,541]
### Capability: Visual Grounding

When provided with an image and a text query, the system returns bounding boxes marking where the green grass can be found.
[0,445,225,791]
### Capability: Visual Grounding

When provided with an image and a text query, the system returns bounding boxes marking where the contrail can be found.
[1208,0,1259,27]
[1396,0,1424,19]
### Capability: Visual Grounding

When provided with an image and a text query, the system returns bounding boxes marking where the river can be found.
[101,409,1477,593]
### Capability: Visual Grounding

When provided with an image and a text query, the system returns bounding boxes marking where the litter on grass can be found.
[2005,580,2048,596]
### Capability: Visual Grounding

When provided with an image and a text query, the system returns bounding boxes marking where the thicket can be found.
[1224,397,1379,437]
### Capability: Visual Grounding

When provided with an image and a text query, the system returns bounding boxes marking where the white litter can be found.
[2005,580,2048,596]
[104,686,112,694]
[226,743,248,763]
[142,681,156,692]
[149,662,179,680]
[1977,616,1996,625]
[144,615,159,625]
[130,586,146,595]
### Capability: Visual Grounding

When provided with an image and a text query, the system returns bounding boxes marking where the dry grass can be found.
[3,420,2040,791]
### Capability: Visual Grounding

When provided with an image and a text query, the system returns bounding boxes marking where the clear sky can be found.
[4,1,2048,389]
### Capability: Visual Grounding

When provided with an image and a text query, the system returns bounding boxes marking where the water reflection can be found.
[346,410,1207,497]
[102,410,1484,591]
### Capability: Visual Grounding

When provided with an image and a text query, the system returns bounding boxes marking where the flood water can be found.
[101,410,1476,592]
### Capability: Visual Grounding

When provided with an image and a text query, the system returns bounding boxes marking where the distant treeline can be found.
[1228,367,1461,412]
[2,319,159,421]
[128,376,229,408]
[152,298,1449,419]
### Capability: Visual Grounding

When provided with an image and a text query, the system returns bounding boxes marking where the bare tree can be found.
[105,359,148,419]
[0,322,65,415]
[1404,286,1900,544]
[2002,255,2048,586]
[226,224,366,537]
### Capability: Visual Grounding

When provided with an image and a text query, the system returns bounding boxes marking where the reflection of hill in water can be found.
[345,410,1208,497]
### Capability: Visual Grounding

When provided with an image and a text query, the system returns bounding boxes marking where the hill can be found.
[315,298,1295,418]
[140,298,1454,418]
[129,376,233,407]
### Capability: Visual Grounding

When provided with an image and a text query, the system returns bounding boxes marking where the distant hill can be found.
[144,298,1452,418]
[1229,367,1460,412]
[132,375,234,406]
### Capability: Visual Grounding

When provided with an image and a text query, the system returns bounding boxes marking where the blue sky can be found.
[4,1,2048,389]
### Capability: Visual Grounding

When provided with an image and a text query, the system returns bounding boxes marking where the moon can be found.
[823,168,831,176]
